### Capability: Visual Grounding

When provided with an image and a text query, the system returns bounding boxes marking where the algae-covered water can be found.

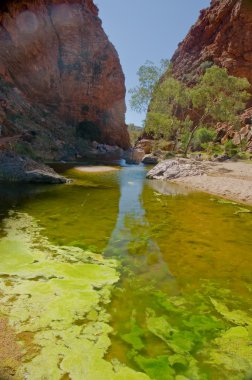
[0,164,252,380]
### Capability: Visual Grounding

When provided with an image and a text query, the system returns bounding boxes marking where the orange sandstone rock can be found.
[171,0,252,98]
[0,0,129,159]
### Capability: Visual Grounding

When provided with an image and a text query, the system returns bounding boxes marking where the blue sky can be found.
[96,1,210,126]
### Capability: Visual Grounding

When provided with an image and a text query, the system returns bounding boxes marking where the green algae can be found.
[122,323,145,351]
[210,298,252,326]
[206,326,252,379]
[134,355,175,380]
[0,212,149,380]
[115,283,252,379]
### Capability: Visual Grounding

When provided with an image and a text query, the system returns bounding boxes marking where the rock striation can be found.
[0,0,129,167]
[171,0,252,96]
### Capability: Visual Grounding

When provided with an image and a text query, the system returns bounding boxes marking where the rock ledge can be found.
[0,152,68,183]
[147,158,210,180]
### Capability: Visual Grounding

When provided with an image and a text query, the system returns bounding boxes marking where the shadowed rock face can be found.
[0,0,129,158]
[171,0,252,98]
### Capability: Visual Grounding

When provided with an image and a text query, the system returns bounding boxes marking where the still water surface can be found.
[0,164,251,379]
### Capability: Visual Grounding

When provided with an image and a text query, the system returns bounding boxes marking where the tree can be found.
[132,62,250,157]
[181,66,250,156]
[129,59,170,113]
[127,123,142,146]
[145,75,193,152]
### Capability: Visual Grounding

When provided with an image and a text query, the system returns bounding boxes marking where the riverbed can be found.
[0,163,251,379]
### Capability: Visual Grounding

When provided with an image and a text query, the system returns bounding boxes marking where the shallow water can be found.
[0,164,251,380]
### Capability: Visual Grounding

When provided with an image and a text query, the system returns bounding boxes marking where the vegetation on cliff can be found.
[130,61,250,157]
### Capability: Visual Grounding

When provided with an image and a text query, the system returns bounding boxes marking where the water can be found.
[0,164,251,380]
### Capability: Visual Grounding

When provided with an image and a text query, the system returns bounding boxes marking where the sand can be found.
[74,166,119,173]
[173,161,252,205]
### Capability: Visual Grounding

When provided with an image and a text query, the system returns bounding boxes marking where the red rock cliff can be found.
[171,0,252,96]
[0,0,129,159]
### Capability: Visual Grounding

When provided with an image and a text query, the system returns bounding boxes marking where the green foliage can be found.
[224,140,238,156]
[132,61,250,156]
[199,60,214,72]
[128,123,143,146]
[145,75,192,141]
[129,59,170,113]
[191,127,217,150]
[191,66,250,126]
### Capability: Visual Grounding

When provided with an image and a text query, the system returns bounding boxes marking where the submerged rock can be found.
[147,158,209,180]
[0,151,68,183]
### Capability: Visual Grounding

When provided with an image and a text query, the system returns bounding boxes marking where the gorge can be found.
[0,1,252,379]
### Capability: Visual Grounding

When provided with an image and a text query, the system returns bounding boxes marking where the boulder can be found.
[142,155,158,165]
[0,151,68,183]
[124,148,145,165]
[135,139,154,154]
[147,158,209,180]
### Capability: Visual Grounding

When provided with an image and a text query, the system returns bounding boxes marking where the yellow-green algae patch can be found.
[0,212,149,380]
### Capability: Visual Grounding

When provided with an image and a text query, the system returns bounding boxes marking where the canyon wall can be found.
[168,0,252,152]
[171,0,252,93]
[0,0,129,161]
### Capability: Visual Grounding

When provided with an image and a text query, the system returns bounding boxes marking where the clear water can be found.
[0,164,251,380]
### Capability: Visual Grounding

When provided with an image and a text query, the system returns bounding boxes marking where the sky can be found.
[96,0,210,126]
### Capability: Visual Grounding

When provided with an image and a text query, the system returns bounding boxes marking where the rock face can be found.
[0,151,68,183]
[142,154,158,165]
[0,0,129,162]
[171,0,252,98]
[216,108,252,152]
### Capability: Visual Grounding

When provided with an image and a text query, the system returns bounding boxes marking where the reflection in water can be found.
[105,165,174,285]
[147,178,190,196]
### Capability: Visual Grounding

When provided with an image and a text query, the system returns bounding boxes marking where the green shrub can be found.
[164,152,176,159]
[192,128,217,151]
[224,140,238,156]
[199,60,214,72]
[127,123,142,146]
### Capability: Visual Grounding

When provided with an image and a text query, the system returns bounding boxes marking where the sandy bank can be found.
[74,166,119,173]
[174,161,252,206]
